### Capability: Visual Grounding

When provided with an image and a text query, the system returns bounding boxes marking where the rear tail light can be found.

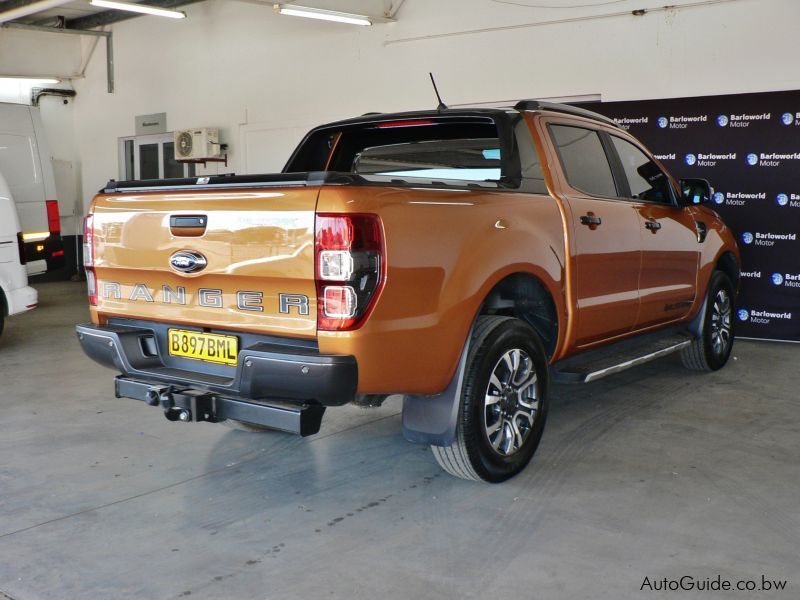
[16,232,26,265]
[83,214,97,306]
[322,286,357,319]
[315,213,384,331]
[46,200,60,236]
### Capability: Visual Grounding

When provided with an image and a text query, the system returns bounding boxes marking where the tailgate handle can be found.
[170,215,207,236]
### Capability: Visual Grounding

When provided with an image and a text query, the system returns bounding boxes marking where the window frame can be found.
[117,133,196,181]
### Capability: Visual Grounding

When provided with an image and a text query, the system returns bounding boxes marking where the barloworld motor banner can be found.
[581,91,799,343]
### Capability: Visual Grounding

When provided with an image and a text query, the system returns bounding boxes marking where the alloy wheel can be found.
[483,348,539,456]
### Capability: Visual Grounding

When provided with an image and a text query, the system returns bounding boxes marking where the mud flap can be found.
[401,340,470,447]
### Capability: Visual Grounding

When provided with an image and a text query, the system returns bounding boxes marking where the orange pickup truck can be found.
[77,101,739,482]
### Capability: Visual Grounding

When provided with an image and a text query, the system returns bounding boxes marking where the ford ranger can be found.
[76,101,739,482]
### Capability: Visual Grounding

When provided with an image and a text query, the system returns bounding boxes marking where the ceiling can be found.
[0,0,399,30]
[16,1,99,22]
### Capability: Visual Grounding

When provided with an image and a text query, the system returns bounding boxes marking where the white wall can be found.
[60,0,800,212]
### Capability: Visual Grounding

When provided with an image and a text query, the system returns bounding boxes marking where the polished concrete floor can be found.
[0,282,797,599]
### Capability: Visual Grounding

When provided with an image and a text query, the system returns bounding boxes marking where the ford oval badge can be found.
[169,250,207,274]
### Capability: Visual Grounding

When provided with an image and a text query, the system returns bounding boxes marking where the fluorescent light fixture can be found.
[274,3,372,26]
[0,77,60,85]
[89,0,187,19]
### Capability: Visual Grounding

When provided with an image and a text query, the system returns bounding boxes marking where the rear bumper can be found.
[75,323,358,407]
[5,285,38,316]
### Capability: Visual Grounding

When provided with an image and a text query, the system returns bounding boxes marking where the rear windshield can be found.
[286,119,505,183]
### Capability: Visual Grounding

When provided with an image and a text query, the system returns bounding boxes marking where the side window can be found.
[611,136,673,203]
[550,125,617,197]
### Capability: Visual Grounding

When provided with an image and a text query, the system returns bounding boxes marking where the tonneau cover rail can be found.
[100,171,360,194]
[100,171,517,194]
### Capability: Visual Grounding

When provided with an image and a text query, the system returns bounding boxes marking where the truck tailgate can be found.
[90,187,319,338]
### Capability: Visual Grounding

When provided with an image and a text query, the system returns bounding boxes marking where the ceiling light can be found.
[274,4,372,26]
[0,77,60,86]
[89,0,187,19]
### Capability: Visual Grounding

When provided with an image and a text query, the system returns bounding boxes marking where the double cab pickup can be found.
[77,101,739,482]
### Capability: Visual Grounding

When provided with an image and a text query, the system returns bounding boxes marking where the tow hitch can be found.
[144,385,194,422]
[115,377,325,436]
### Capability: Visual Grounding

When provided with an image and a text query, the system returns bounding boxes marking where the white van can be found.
[0,171,37,337]
[0,102,64,276]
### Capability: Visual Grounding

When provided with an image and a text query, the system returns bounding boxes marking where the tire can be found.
[0,312,4,338]
[681,270,735,371]
[221,420,275,433]
[431,316,549,483]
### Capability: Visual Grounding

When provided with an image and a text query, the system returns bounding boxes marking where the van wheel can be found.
[222,420,274,432]
[431,316,549,483]
[0,313,4,337]
[681,270,735,371]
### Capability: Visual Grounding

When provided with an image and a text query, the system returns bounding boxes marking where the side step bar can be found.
[115,377,325,436]
[551,331,693,384]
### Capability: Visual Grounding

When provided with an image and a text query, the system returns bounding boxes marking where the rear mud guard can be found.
[401,339,470,447]
[686,283,711,338]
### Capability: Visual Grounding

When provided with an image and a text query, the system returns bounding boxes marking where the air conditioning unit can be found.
[173,128,220,160]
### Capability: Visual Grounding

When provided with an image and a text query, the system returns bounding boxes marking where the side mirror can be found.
[679,178,713,206]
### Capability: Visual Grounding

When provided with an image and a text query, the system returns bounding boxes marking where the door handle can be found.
[645,219,662,232]
[580,213,602,229]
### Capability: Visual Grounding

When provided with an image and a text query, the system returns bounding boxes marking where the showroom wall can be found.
[59,0,800,209]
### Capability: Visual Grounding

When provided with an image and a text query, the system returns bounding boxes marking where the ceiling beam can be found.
[66,0,206,29]
[0,0,72,24]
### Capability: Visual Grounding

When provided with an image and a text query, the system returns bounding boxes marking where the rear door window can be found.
[549,125,617,197]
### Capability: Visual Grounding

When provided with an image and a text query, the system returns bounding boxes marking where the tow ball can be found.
[146,385,192,422]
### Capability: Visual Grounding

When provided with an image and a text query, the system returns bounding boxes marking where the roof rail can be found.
[514,100,619,128]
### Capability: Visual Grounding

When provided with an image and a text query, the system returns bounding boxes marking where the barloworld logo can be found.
[739,308,792,324]
[657,116,668,128]
[682,152,736,166]
[740,231,796,246]
[746,153,759,166]
[717,115,729,127]
[772,273,784,286]
[777,193,789,206]
[781,112,794,126]
[713,192,725,205]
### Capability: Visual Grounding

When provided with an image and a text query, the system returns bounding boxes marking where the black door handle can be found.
[580,214,602,227]
[645,219,662,231]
